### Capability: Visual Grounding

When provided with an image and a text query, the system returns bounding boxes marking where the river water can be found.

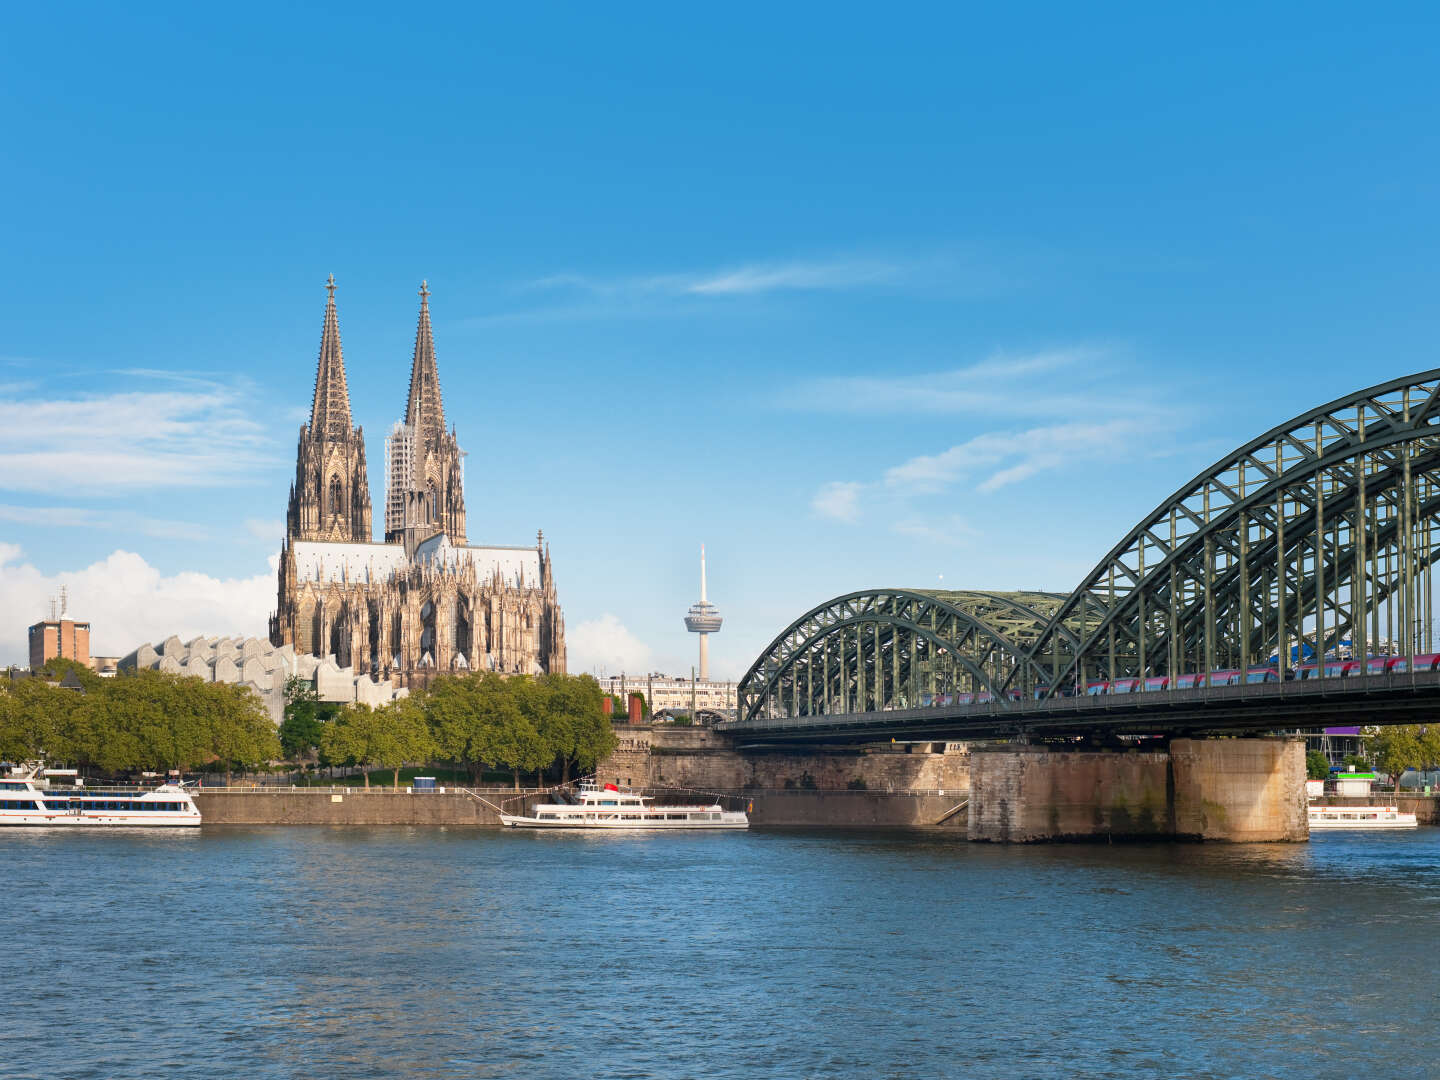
[6,826,1439,1079]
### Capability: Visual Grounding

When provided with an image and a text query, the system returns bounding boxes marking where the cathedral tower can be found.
[385,281,467,548]
[286,275,373,543]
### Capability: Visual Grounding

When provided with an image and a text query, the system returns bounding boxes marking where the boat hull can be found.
[1308,818,1417,830]
[1308,805,1417,830]
[499,814,747,830]
[0,813,200,827]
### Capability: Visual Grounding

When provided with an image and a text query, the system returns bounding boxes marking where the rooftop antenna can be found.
[48,595,57,621]
[59,585,68,618]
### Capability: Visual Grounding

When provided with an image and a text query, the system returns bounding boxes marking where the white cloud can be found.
[885,419,1156,495]
[810,481,863,522]
[0,546,275,665]
[567,614,654,675]
[0,382,278,495]
[684,259,900,295]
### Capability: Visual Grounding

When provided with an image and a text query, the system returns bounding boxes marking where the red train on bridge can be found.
[919,655,1440,707]
[1072,653,1440,697]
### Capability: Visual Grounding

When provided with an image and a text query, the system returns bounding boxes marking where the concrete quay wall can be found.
[600,724,971,793]
[738,790,969,828]
[969,737,1307,843]
[195,790,509,826]
[193,787,967,828]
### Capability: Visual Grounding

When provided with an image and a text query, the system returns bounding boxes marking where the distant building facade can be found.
[28,617,90,671]
[269,278,566,686]
[592,673,738,716]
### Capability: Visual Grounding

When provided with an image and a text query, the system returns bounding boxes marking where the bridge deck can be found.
[719,671,1440,743]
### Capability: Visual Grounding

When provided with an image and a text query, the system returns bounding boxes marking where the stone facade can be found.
[269,279,566,686]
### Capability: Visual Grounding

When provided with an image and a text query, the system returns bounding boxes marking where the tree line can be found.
[0,661,277,778]
[287,671,615,789]
[0,660,616,788]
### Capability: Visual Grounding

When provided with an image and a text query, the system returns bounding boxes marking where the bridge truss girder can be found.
[736,589,1071,724]
[1020,371,1440,694]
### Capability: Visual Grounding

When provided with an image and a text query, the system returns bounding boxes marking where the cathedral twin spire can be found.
[313,275,448,446]
[405,280,447,445]
[310,274,354,441]
[291,276,464,548]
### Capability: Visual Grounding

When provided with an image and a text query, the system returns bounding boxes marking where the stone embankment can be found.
[195,788,515,825]
[196,728,1312,840]
[193,786,971,828]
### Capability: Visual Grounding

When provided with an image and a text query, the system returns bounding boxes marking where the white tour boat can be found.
[1308,804,1417,831]
[0,767,201,827]
[499,781,748,830]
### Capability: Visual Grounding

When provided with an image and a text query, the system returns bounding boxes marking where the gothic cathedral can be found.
[270,277,566,685]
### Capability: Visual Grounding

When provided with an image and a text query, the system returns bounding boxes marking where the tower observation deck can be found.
[684,545,722,680]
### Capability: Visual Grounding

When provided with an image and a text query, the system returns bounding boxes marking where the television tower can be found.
[683,545,722,680]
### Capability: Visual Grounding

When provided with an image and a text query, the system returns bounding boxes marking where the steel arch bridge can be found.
[734,369,1440,729]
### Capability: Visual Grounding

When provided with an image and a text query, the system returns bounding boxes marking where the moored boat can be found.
[499,781,748,830]
[1308,804,1416,830]
[0,766,201,827]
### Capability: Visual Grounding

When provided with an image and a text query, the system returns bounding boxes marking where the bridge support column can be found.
[967,737,1307,843]
[1170,737,1307,842]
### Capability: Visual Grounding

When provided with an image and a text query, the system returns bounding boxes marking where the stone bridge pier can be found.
[967,736,1308,842]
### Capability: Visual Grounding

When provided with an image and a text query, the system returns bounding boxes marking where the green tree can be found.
[0,679,64,763]
[557,674,615,779]
[280,677,325,761]
[470,673,546,789]
[377,696,434,789]
[103,670,212,772]
[207,682,280,783]
[319,703,368,784]
[1366,726,1440,788]
[426,675,489,782]
[36,657,104,691]
[1306,749,1332,780]
[321,699,435,788]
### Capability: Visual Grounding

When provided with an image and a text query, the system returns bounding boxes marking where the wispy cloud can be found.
[0,380,279,495]
[245,517,285,543]
[885,419,1160,495]
[811,481,863,522]
[0,503,214,541]
[530,257,904,299]
[892,514,976,546]
[459,254,922,326]
[784,348,1156,419]
[684,260,900,295]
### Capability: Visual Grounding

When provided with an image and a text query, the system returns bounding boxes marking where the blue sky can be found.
[3,3,1439,675]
